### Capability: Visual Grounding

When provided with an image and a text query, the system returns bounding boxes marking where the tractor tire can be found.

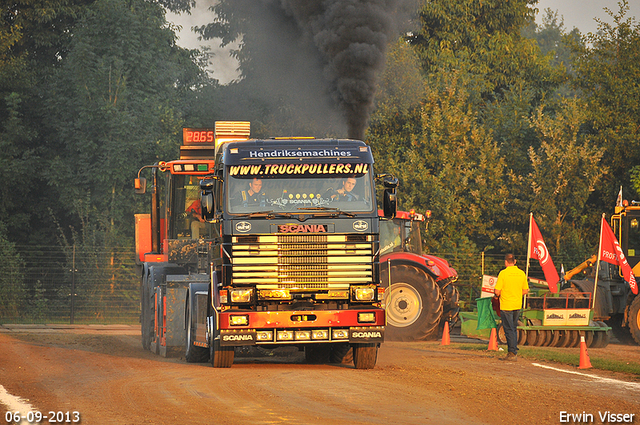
[210,329,234,368]
[353,344,378,369]
[496,324,507,345]
[526,330,540,346]
[329,343,353,364]
[383,264,443,341]
[595,321,611,348]
[440,283,460,328]
[140,273,153,351]
[185,297,208,363]
[547,330,561,347]
[628,295,640,345]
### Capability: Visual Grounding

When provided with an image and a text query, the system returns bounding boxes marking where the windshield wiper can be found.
[235,210,294,219]
[296,207,356,217]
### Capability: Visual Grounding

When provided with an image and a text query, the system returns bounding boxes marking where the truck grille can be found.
[231,234,374,288]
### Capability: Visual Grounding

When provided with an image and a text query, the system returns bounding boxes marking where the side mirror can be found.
[134,177,147,194]
[200,178,216,222]
[382,175,398,219]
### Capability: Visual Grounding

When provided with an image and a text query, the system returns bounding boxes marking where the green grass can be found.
[454,343,640,376]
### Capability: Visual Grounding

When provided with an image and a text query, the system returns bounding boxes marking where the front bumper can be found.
[218,309,385,346]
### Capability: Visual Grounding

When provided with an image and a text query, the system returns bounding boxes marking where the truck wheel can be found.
[141,273,153,351]
[383,264,443,341]
[628,295,640,345]
[210,337,234,368]
[185,298,208,363]
[353,343,378,369]
[329,343,353,364]
[305,344,331,364]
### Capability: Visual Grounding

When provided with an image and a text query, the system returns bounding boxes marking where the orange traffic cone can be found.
[578,335,592,369]
[488,327,498,351]
[441,321,450,346]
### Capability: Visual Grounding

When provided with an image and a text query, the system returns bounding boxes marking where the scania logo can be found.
[279,224,327,233]
[353,220,368,232]
[235,221,251,233]
[222,334,254,341]
[352,331,382,338]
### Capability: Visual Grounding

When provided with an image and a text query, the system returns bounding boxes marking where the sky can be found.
[166,0,640,85]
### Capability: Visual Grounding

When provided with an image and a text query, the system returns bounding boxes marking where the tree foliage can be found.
[42,0,207,245]
[568,0,640,199]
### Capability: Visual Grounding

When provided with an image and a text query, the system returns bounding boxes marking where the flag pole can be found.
[525,212,533,307]
[526,212,532,279]
[592,214,605,313]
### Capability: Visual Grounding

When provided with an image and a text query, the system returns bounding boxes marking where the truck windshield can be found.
[226,172,374,214]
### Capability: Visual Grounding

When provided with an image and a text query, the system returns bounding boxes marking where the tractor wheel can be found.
[517,328,527,346]
[329,343,353,364]
[590,328,604,348]
[185,297,208,363]
[547,330,561,347]
[210,335,234,368]
[557,330,571,348]
[582,330,594,348]
[534,330,549,347]
[440,283,460,328]
[383,264,443,341]
[629,295,640,345]
[353,344,378,369]
[526,330,540,346]
[140,273,153,351]
[496,324,507,345]
[595,321,611,348]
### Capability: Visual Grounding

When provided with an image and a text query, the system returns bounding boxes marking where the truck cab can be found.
[135,122,391,368]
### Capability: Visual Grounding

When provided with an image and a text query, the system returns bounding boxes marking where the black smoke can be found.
[280,0,401,140]
[200,0,409,140]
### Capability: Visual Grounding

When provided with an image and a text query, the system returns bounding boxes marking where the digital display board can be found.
[183,128,214,145]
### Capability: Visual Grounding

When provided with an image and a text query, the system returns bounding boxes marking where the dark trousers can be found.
[500,309,521,355]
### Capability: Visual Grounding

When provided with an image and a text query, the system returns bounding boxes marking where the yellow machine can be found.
[563,200,640,345]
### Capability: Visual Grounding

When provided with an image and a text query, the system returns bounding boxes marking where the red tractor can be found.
[379,210,459,340]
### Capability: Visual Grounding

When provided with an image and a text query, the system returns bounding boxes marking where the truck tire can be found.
[628,295,640,345]
[353,343,378,369]
[383,264,443,341]
[210,337,234,368]
[185,298,208,363]
[329,343,353,364]
[141,273,153,351]
[305,344,331,364]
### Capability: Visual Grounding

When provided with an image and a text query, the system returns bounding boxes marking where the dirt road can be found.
[0,326,638,425]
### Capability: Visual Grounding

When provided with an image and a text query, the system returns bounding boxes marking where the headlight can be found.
[352,285,376,301]
[230,315,249,326]
[258,289,291,300]
[358,312,376,323]
[230,288,253,303]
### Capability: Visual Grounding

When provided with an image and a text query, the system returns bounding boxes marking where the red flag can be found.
[530,216,559,293]
[600,216,638,295]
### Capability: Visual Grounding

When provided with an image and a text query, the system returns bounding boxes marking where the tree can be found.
[568,0,640,200]
[0,222,26,320]
[528,98,606,261]
[370,67,510,253]
[43,0,208,245]
[408,0,564,102]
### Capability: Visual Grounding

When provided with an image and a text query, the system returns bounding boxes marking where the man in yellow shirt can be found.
[494,253,529,361]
